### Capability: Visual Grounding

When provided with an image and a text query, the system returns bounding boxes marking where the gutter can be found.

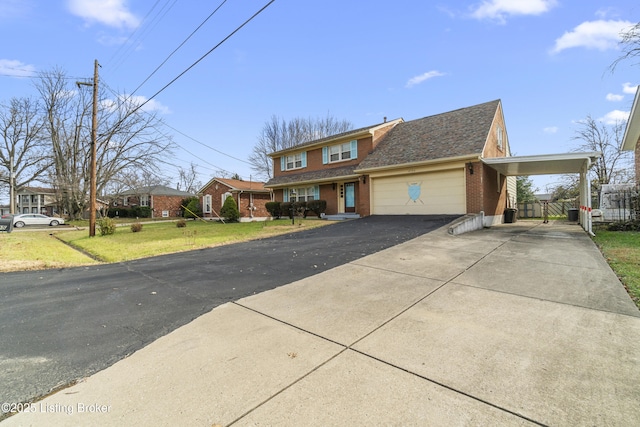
[355,154,480,174]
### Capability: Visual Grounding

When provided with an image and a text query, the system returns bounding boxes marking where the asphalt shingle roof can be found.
[268,120,397,156]
[265,165,358,187]
[121,185,195,197]
[356,100,500,170]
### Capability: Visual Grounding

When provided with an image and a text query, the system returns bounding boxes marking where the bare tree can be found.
[0,97,50,213]
[35,68,174,218]
[611,22,640,71]
[572,115,633,187]
[249,113,353,180]
[177,162,202,193]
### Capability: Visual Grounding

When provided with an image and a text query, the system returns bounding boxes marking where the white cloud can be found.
[470,0,556,23]
[67,0,139,29]
[606,93,624,102]
[600,110,629,125]
[0,59,36,78]
[405,71,445,88]
[622,82,638,94]
[543,126,558,134]
[551,20,634,53]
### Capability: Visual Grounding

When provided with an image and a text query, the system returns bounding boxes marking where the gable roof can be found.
[356,100,501,171]
[120,185,195,197]
[18,186,56,195]
[201,177,269,193]
[268,119,403,157]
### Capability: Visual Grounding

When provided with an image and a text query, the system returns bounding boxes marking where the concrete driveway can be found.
[0,215,457,417]
[3,220,639,426]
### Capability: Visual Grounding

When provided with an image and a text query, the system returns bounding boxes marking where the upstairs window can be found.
[280,152,307,171]
[323,140,357,164]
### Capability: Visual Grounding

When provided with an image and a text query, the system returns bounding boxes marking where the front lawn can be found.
[592,230,640,309]
[0,231,99,272]
[55,219,330,263]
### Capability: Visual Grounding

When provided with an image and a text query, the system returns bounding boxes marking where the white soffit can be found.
[622,87,640,151]
[482,152,601,176]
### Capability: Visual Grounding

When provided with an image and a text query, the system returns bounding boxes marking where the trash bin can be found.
[0,215,13,233]
[504,208,518,224]
[568,208,579,222]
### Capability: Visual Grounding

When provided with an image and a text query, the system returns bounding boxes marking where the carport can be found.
[483,152,601,234]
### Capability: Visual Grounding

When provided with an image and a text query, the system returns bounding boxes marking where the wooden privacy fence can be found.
[517,201,577,218]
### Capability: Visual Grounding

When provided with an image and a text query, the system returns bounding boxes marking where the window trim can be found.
[323,140,357,164]
[281,151,307,171]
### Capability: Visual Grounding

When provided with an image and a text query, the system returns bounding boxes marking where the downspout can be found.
[237,191,243,217]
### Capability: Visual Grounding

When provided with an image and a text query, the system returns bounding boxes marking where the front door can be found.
[345,182,356,213]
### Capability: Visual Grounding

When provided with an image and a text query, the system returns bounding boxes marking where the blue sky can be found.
[0,0,638,195]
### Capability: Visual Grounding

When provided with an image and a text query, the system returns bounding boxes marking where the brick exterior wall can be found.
[151,195,185,218]
[200,180,271,220]
[636,143,640,185]
[273,136,374,178]
[357,177,370,216]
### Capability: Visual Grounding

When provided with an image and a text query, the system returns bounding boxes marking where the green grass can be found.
[55,219,330,263]
[0,231,100,271]
[0,219,330,272]
[592,230,640,309]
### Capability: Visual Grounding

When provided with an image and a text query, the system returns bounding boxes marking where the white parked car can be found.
[13,214,65,228]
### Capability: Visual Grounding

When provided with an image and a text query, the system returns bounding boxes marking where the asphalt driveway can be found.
[0,215,457,410]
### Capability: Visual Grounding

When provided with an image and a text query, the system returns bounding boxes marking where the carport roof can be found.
[482,152,600,176]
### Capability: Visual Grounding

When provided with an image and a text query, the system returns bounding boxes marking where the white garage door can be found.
[372,169,466,215]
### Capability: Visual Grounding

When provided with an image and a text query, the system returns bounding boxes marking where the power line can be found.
[135,0,276,113]
[107,0,178,72]
[129,0,229,97]
[101,79,252,169]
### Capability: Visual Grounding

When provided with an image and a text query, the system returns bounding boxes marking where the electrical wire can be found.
[129,0,229,97]
[134,0,276,113]
[107,0,179,73]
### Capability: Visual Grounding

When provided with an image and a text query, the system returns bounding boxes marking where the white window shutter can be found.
[322,147,328,164]
[301,152,307,168]
[280,156,285,171]
[350,140,357,159]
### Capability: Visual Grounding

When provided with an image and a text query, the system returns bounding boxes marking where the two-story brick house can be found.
[199,178,272,221]
[265,100,512,226]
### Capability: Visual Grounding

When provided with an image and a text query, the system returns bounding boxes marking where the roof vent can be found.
[383,116,387,123]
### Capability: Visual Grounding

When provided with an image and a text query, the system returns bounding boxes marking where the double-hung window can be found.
[140,195,149,206]
[281,152,307,171]
[323,140,357,164]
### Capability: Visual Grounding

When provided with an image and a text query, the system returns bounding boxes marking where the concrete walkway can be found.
[3,221,639,426]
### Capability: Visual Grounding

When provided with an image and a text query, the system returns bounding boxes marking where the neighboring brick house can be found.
[265,100,512,226]
[199,178,272,222]
[622,86,640,185]
[112,185,195,218]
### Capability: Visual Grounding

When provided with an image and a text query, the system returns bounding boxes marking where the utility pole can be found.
[9,152,15,214]
[89,59,99,237]
[77,59,99,236]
